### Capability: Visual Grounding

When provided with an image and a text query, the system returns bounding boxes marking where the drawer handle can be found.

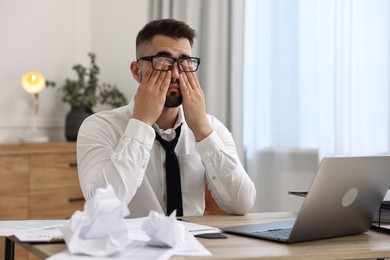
[68,197,85,202]
[69,162,78,168]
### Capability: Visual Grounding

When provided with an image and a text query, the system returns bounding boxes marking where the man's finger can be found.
[179,73,190,96]
[181,72,194,93]
[186,71,201,90]
[160,71,171,92]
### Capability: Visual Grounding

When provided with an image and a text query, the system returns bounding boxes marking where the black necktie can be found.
[155,124,183,216]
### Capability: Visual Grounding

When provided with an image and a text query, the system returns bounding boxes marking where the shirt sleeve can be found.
[77,116,155,205]
[195,117,256,215]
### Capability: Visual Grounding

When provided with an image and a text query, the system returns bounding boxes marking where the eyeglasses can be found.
[137,55,201,72]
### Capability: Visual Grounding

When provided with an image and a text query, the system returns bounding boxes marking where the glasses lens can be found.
[179,58,199,72]
[152,56,173,71]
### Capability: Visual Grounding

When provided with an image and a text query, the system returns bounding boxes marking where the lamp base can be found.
[20,135,49,143]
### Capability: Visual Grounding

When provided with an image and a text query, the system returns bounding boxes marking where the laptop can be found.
[222,156,390,243]
[127,177,164,218]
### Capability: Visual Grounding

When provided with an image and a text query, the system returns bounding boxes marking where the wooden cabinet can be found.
[0,142,84,260]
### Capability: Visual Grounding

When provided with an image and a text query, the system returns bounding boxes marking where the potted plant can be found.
[48,53,127,141]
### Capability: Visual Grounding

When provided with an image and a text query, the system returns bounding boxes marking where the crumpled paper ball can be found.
[142,210,187,248]
[61,184,130,257]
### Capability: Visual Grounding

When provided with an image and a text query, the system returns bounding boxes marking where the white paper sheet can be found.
[0,217,219,243]
[47,240,175,260]
[125,217,221,237]
[15,228,64,242]
[0,220,66,236]
[47,227,211,260]
[47,216,212,259]
[179,220,221,235]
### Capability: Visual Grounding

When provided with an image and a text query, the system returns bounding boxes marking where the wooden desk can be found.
[5,212,390,259]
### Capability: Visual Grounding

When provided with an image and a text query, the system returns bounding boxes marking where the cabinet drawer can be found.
[30,153,79,190]
[0,192,28,220]
[0,156,29,193]
[0,156,29,220]
[30,186,85,219]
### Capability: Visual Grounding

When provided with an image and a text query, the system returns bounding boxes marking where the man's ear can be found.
[130,61,141,83]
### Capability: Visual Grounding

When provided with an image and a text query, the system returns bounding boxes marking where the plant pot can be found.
[65,106,94,141]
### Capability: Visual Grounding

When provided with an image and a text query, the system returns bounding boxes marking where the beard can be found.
[164,91,182,107]
[164,78,182,107]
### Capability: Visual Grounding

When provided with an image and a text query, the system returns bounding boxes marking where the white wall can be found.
[90,0,149,111]
[0,0,149,143]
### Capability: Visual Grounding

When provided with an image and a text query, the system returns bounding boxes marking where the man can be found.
[77,19,256,217]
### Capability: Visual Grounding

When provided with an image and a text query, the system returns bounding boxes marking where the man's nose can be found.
[170,63,180,79]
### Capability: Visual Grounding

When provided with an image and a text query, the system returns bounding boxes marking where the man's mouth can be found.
[169,80,180,92]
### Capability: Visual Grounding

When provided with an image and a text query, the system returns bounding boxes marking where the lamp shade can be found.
[21,72,46,94]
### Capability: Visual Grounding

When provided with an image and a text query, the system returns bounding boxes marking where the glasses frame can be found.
[137,55,201,72]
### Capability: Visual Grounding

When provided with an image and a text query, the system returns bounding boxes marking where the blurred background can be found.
[1,0,389,213]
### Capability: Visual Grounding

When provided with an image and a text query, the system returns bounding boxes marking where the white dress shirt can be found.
[77,98,256,217]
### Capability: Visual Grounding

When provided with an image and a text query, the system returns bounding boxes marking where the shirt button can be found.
[149,134,154,140]
[200,148,206,154]
[212,176,216,180]
[163,163,166,167]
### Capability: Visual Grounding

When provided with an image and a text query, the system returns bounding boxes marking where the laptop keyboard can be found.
[252,228,292,239]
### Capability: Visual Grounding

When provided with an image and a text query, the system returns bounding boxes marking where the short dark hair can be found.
[136,19,196,56]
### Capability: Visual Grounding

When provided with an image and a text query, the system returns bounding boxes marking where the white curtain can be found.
[244,0,390,212]
[149,0,246,158]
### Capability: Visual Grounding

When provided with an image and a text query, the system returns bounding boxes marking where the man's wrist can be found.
[193,125,213,142]
[132,113,155,126]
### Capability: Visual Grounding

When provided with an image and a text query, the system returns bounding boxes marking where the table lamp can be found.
[21,71,49,142]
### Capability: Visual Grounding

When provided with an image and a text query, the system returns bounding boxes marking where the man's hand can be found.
[133,62,171,125]
[179,71,213,141]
